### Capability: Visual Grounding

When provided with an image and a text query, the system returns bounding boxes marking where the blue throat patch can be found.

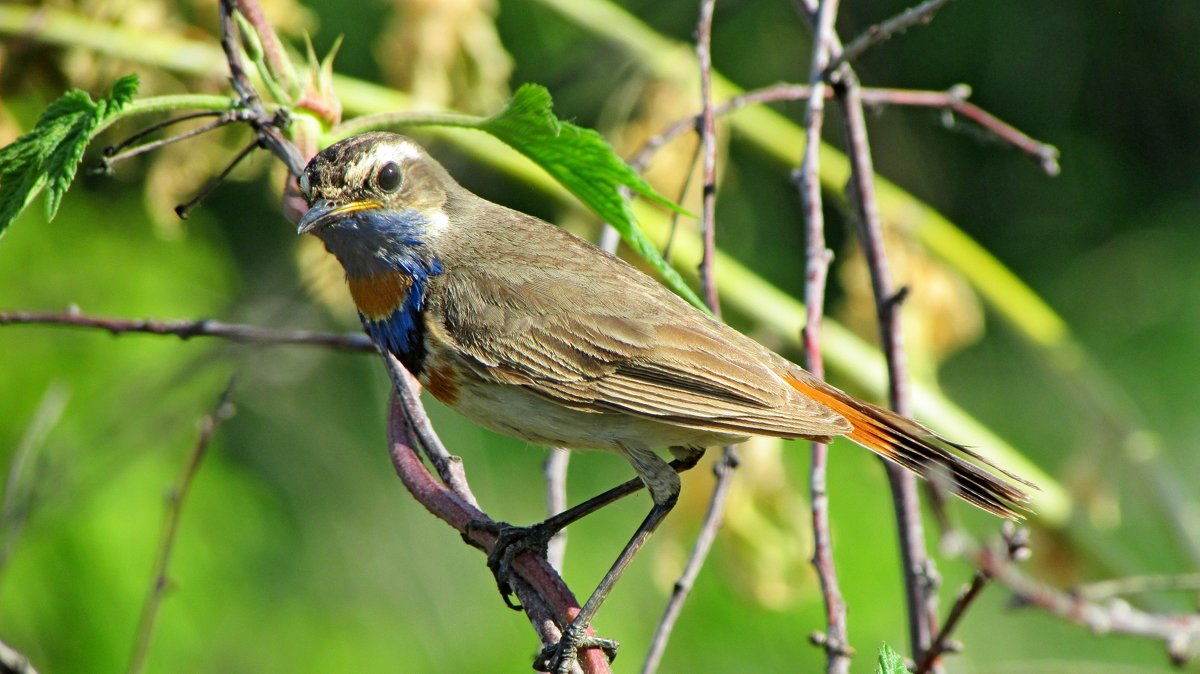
[325,207,445,375]
[361,257,443,375]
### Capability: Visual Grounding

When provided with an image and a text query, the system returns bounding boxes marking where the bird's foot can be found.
[464,518,561,610]
[534,623,618,674]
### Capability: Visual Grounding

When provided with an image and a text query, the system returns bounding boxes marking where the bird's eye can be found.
[377,161,402,192]
[298,171,311,199]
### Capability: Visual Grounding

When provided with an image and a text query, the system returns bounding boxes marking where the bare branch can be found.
[834,64,940,671]
[914,570,989,673]
[641,449,737,674]
[127,377,238,674]
[642,5,737,670]
[860,86,1060,175]
[383,396,612,673]
[1075,573,1200,602]
[966,532,1200,667]
[0,309,374,352]
[543,447,571,570]
[379,351,479,507]
[795,1,852,671]
[630,82,1060,179]
[825,0,957,77]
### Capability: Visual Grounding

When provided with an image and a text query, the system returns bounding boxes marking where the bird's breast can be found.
[350,270,430,374]
[347,271,413,321]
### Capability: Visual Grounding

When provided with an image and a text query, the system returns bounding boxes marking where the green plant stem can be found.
[330,111,486,141]
[95,96,240,135]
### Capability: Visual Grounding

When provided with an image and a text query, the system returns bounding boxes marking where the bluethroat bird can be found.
[296,132,1032,672]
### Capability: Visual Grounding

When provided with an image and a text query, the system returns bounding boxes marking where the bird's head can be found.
[296,132,457,277]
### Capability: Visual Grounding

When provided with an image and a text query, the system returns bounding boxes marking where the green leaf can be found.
[0,74,139,236]
[474,84,707,311]
[876,643,908,674]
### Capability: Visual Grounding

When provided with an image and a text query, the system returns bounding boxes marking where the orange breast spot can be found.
[347,272,412,320]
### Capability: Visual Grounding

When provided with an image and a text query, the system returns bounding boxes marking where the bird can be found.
[295,131,1033,673]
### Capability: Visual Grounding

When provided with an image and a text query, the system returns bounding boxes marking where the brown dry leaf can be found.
[375,0,512,114]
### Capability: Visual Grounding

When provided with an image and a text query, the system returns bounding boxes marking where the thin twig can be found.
[174,137,260,219]
[695,0,721,315]
[1074,573,1200,602]
[96,110,244,172]
[913,570,989,673]
[834,66,940,670]
[216,0,303,176]
[127,377,237,674]
[965,531,1200,667]
[640,4,733,671]
[641,450,737,674]
[0,639,40,674]
[824,0,957,77]
[630,82,1060,179]
[793,0,940,664]
[860,86,1060,175]
[543,447,571,570]
[0,385,68,581]
[795,1,851,672]
[0,309,374,352]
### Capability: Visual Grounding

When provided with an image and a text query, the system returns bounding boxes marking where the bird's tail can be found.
[785,374,1035,519]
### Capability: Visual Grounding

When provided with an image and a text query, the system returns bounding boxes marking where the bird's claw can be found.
[464,518,559,610]
[534,624,618,674]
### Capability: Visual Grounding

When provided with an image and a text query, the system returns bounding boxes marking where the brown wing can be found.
[426,214,850,440]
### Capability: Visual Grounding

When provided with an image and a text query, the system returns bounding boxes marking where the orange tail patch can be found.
[784,374,1033,519]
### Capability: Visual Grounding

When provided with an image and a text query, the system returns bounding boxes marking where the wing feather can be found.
[426,223,849,440]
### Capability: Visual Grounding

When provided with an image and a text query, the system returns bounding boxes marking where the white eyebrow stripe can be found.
[386,141,422,163]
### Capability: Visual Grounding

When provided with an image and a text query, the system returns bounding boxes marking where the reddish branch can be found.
[384,396,611,673]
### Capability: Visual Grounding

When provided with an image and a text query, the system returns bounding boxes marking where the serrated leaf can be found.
[0,74,139,235]
[876,643,908,674]
[464,84,707,311]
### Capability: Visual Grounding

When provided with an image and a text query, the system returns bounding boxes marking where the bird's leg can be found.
[537,446,684,674]
[465,447,704,609]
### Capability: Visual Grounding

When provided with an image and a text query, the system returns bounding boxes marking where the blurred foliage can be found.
[2,1,1199,673]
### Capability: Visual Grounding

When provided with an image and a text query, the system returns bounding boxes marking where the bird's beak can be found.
[296,200,382,235]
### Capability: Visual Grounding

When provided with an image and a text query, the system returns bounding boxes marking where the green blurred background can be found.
[1,0,1198,672]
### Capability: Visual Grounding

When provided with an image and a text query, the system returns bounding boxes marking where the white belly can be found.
[448,377,746,453]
